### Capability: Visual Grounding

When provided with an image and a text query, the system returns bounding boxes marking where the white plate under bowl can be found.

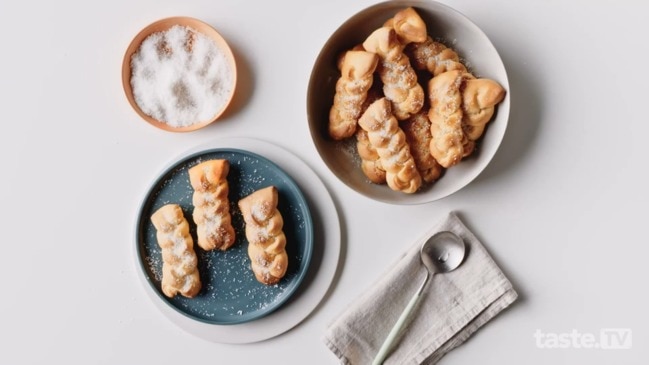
[307,0,510,205]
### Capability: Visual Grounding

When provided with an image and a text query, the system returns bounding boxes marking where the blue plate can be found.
[135,148,314,325]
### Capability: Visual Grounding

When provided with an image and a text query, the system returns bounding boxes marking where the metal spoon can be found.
[372,231,466,365]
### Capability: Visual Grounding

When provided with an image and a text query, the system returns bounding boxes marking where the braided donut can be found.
[401,109,444,183]
[405,36,467,77]
[383,6,427,44]
[358,97,422,193]
[461,77,506,141]
[150,204,201,298]
[238,186,288,285]
[362,27,424,120]
[428,70,506,167]
[328,50,379,140]
[356,128,386,184]
[355,86,386,184]
[188,159,236,251]
[427,70,470,168]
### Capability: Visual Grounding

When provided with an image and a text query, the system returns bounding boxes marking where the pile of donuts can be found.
[328,7,506,194]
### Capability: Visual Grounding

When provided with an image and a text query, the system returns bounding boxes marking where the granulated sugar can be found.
[130,25,233,127]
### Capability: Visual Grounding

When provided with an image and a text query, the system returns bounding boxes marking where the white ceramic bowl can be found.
[307,0,510,204]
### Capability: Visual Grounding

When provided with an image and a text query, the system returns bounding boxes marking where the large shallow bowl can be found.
[307,0,510,204]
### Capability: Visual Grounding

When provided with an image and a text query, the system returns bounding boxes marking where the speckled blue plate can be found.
[135,148,313,325]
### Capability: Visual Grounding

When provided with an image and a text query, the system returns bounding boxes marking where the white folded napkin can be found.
[323,212,518,364]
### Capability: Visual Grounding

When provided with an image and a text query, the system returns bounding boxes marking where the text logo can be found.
[534,328,632,350]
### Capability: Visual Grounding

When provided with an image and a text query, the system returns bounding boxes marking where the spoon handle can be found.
[372,272,431,365]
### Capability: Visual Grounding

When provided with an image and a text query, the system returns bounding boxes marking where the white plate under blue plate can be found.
[136,148,313,325]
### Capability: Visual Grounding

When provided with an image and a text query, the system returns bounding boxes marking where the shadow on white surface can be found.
[471,36,544,186]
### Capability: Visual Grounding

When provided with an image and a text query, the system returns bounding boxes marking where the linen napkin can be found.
[323,212,518,365]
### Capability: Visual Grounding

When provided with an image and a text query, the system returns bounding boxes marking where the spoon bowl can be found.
[421,231,465,275]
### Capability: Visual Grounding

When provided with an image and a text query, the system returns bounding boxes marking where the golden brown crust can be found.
[329,50,379,140]
[150,204,201,298]
[401,109,444,183]
[356,128,387,184]
[427,70,471,168]
[358,97,422,193]
[189,159,236,251]
[336,44,366,70]
[355,85,386,184]
[428,70,506,166]
[362,27,424,120]
[238,186,288,285]
[387,7,428,44]
[405,36,467,76]
[461,78,506,141]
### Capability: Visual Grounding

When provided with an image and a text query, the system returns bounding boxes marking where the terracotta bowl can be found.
[306,0,510,204]
[122,17,237,132]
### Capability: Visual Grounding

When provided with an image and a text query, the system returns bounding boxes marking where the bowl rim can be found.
[306,0,510,205]
[122,16,238,132]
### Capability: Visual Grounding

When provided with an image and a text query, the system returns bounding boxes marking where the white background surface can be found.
[0,0,647,364]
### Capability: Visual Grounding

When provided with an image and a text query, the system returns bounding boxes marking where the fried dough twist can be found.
[462,77,506,141]
[363,27,424,120]
[328,50,379,140]
[358,97,422,193]
[150,204,201,298]
[406,37,467,76]
[384,7,428,44]
[189,159,236,251]
[238,186,288,285]
[428,70,470,168]
[428,70,505,167]
[401,109,444,183]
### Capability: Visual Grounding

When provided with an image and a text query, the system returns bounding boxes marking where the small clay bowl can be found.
[122,17,237,132]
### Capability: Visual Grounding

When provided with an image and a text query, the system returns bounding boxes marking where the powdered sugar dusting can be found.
[139,149,312,323]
